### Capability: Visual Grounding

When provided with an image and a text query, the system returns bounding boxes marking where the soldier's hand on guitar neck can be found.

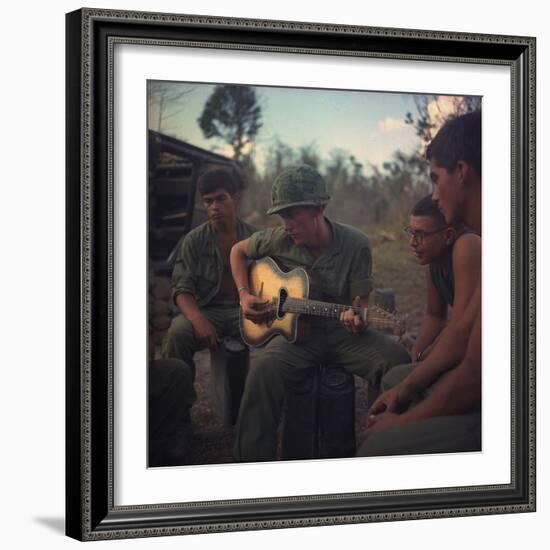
[340,296,367,333]
[189,314,220,350]
[239,291,272,324]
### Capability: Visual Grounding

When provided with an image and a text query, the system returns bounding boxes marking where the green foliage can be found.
[405,94,482,145]
[297,143,321,171]
[198,85,262,161]
[325,149,350,193]
[264,138,297,177]
[375,95,482,221]
[239,93,481,229]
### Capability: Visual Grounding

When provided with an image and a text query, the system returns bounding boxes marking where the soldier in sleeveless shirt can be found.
[377,195,480,405]
[358,111,482,456]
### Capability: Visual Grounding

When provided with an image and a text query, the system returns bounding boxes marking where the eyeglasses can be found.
[403,225,446,244]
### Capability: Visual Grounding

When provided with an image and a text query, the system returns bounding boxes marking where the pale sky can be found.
[148,81,438,173]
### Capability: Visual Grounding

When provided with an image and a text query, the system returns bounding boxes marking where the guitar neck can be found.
[282,297,355,318]
[282,297,397,330]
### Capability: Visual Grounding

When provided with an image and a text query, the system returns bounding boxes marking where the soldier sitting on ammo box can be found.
[230,164,410,462]
[161,168,256,403]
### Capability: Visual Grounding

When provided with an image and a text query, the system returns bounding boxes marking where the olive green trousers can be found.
[355,363,481,457]
[161,303,241,406]
[234,319,410,462]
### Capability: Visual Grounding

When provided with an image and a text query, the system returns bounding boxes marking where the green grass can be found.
[365,223,426,333]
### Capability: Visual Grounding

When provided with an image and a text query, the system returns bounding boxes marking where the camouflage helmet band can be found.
[267,164,330,216]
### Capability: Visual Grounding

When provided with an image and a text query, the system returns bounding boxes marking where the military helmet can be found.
[266,164,331,215]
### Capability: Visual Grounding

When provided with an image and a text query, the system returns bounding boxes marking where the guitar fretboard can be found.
[281,297,396,329]
[282,297,357,318]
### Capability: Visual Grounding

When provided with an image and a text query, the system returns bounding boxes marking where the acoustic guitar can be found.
[240,257,405,348]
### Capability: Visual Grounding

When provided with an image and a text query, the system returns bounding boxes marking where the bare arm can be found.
[230,239,251,292]
[175,292,202,321]
[230,239,269,322]
[411,266,447,359]
[366,309,480,434]
[369,235,481,416]
[448,234,482,323]
[403,235,481,394]
[402,308,481,421]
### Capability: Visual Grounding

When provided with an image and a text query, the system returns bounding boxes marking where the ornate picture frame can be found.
[66,8,536,541]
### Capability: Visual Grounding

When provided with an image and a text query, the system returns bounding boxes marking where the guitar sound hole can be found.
[277,288,288,318]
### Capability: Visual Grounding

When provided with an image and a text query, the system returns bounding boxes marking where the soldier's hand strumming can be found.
[240,291,271,324]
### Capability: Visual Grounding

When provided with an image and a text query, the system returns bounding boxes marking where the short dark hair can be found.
[197,167,240,196]
[426,110,481,176]
[411,195,447,226]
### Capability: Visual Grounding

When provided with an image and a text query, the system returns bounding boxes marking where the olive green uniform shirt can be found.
[234,218,410,462]
[172,218,256,307]
[247,217,374,304]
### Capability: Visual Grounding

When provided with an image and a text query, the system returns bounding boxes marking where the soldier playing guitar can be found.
[230,164,410,462]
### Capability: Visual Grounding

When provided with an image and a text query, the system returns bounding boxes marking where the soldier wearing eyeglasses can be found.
[357,110,482,457]
[404,196,480,364]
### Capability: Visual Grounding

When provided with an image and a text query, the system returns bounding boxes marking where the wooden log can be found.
[152,277,172,300]
[151,299,170,316]
[152,314,171,331]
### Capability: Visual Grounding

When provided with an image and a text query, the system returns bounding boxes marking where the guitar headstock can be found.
[367,304,407,336]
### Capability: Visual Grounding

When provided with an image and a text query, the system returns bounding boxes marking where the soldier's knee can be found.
[386,341,411,367]
[246,356,283,388]
[165,315,194,344]
[149,358,193,397]
[381,363,415,392]
[161,315,198,361]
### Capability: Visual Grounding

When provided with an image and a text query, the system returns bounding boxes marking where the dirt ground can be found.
[187,228,425,466]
